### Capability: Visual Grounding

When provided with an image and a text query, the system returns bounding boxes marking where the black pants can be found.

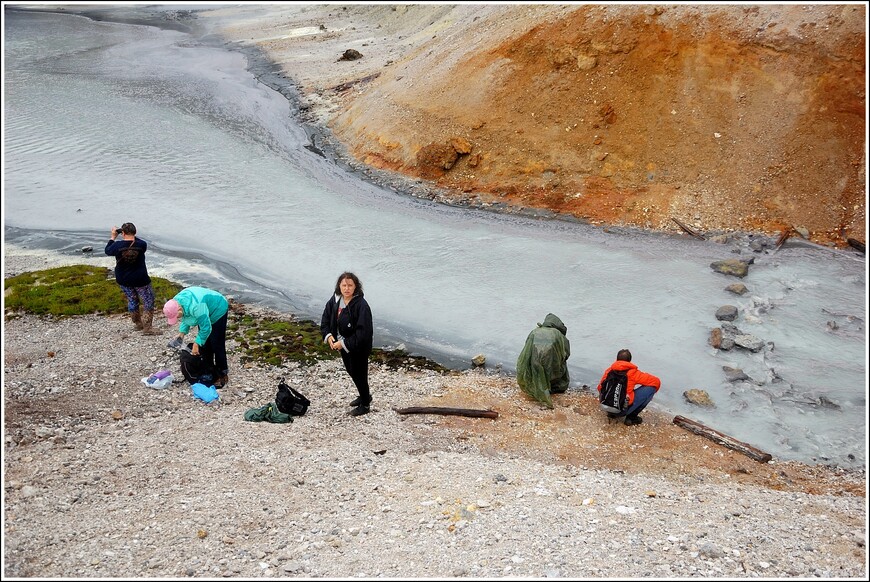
[340,350,371,402]
[199,312,229,375]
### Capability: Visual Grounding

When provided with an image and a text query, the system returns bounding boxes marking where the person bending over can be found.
[163,286,230,388]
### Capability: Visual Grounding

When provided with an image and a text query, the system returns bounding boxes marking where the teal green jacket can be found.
[174,287,229,347]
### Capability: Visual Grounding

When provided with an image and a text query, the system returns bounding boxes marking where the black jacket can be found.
[320,293,373,355]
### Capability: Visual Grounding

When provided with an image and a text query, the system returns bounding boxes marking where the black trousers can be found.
[340,350,371,402]
[199,312,229,375]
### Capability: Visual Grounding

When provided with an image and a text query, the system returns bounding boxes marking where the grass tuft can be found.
[4,265,181,317]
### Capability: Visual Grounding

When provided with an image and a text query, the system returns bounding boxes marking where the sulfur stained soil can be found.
[203,3,866,247]
[424,373,866,499]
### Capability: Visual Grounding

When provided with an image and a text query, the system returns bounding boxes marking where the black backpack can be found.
[275,378,310,416]
[179,345,216,386]
[599,368,628,413]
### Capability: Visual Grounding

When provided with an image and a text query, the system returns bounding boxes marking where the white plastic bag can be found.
[141,373,174,389]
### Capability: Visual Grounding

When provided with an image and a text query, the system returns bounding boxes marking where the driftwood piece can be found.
[673,415,772,463]
[331,72,380,93]
[395,406,498,419]
[774,227,794,250]
[671,217,705,240]
[847,238,866,254]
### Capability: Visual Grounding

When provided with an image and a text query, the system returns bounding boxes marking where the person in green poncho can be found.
[516,313,570,408]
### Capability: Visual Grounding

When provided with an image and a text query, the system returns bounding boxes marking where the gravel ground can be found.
[2,249,867,579]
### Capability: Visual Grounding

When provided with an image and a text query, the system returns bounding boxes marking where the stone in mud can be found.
[710,258,750,278]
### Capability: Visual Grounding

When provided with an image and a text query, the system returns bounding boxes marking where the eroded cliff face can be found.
[325,4,865,245]
[203,3,865,245]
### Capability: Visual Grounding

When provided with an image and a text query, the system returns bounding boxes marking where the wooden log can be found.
[672,415,772,463]
[847,238,865,254]
[774,227,794,250]
[671,217,706,240]
[395,406,498,419]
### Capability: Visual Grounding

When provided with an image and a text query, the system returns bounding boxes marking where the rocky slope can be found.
[200,3,866,247]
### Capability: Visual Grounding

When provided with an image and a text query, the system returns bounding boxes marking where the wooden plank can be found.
[670,217,706,240]
[395,406,498,419]
[673,415,772,463]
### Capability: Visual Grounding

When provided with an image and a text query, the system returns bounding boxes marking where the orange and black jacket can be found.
[597,360,661,406]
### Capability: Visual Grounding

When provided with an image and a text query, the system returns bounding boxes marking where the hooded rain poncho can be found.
[516,313,570,408]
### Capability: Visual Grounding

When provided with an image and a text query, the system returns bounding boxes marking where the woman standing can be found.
[105,222,160,335]
[320,272,374,416]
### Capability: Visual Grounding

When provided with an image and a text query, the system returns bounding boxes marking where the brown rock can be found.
[416,142,459,177]
[683,389,715,407]
[576,53,597,70]
[709,327,722,348]
[450,137,473,155]
[338,49,362,61]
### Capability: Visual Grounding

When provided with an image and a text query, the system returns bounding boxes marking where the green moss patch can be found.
[228,313,449,372]
[4,265,181,318]
[5,264,451,374]
[230,315,333,366]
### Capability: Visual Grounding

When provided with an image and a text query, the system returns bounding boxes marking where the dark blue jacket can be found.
[105,237,151,288]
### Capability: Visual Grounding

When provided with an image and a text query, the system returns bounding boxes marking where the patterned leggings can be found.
[120,284,155,312]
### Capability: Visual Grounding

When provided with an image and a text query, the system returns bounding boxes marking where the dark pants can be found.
[615,385,656,418]
[199,312,229,375]
[340,350,371,403]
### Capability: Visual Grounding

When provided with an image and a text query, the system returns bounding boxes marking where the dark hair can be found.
[616,349,632,362]
[121,222,136,235]
[334,272,363,296]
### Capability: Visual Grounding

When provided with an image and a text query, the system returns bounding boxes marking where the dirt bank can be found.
[202,3,866,247]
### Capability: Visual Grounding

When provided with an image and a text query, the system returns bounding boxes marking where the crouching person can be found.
[597,348,661,426]
[516,313,570,409]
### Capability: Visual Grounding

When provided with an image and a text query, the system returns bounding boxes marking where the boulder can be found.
[734,334,765,352]
[338,49,363,61]
[416,142,459,176]
[450,137,473,155]
[725,283,748,295]
[576,53,597,70]
[715,305,739,321]
[708,327,722,348]
[710,258,750,278]
[683,389,714,407]
[722,366,749,382]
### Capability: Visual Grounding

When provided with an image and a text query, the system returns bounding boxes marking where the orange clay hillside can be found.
[312,4,866,246]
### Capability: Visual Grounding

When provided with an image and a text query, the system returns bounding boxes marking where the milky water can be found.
[3,10,867,468]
